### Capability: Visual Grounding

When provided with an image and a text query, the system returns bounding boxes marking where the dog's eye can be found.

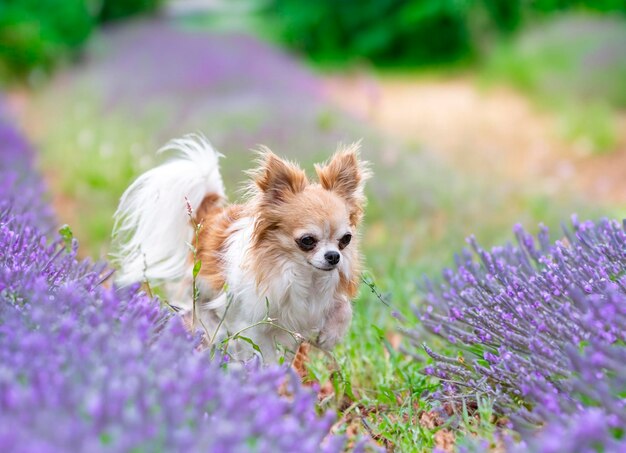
[297,235,317,251]
[339,233,352,249]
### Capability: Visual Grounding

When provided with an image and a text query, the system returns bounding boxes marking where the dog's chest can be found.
[269,267,338,332]
[223,218,339,334]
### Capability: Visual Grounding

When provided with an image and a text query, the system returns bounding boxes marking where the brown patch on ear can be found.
[251,148,308,203]
[247,148,308,252]
[315,143,371,225]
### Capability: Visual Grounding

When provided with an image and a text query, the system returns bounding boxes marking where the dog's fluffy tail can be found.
[112,134,225,286]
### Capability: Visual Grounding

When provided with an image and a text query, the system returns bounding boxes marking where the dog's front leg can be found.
[316,295,352,350]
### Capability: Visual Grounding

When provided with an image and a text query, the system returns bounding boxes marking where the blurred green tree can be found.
[0,0,95,81]
[99,0,164,22]
[266,0,626,66]
[0,0,164,84]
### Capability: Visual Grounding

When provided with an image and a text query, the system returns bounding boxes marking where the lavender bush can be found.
[511,288,626,451]
[407,217,626,447]
[0,105,54,229]
[0,113,345,452]
[510,406,626,452]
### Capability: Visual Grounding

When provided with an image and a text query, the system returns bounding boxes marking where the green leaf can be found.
[235,335,263,356]
[264,297,270,317]
[58,224,73,252]
[371,324,385,339]
[100,432,112,445]
[332,371,342,396]
[192,260,202,278]
[343,373,356,401]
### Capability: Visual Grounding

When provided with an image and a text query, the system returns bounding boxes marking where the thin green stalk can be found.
[185,197,211,339]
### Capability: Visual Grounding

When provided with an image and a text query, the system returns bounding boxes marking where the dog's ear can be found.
[251,147,308,202]
[315,142,371,224]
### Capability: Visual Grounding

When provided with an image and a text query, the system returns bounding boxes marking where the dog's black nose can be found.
[324,251,340,265]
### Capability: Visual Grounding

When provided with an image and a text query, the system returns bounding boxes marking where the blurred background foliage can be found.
[4,0,625,156]
[0,0,163,83]
[265,0,626,154]
[265,0,626,66]
[3,0,626,85]
[482,13,626,152]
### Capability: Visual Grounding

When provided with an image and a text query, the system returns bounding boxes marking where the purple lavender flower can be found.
[509,408,626,453]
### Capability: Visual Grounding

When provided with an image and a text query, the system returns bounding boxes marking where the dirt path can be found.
[326,74,626,204]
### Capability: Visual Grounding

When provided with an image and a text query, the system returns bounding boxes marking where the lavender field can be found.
[3,8,626,453]
[1,103,353,452]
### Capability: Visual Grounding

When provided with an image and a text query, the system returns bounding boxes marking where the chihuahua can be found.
[113,135,370,363]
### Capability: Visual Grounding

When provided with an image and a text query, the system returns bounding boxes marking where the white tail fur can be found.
[112,134,225,286]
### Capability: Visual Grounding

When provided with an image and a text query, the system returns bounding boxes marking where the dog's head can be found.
[248,144,370,278]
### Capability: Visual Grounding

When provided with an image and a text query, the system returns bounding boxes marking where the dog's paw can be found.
[316,298,352,350]
[316,327,345,350]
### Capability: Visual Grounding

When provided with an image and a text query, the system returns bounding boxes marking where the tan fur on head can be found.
[247,148,308,248]
[242,145,370,299]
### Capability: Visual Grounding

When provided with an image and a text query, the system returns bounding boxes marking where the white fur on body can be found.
[112,135,224,287]
[113,135,353,362]
[210,216,354,361]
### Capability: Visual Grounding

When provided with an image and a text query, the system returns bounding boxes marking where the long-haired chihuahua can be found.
[112,135,370,363]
